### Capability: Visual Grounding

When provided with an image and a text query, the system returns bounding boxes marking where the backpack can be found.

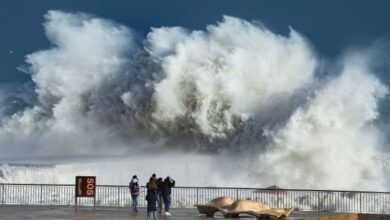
[130,182,140,194]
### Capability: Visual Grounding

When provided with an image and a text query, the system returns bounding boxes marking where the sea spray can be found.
[0,10,388,190]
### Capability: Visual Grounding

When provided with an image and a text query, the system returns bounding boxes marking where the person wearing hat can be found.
[162,176,175,216]
[129,175,140,213]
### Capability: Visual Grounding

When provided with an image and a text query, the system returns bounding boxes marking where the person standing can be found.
[162,176,175,216]
[146,177,158,220]
[129,175,140,213]
[147,173,157,192]
[156,177,163,213]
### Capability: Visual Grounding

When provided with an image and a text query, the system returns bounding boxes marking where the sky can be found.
[1,0,390,83]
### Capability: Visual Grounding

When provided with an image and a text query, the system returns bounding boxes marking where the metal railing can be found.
[1,183,390,214]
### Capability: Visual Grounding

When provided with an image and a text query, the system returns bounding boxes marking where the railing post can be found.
[236,189,239,200]
[317,191,320,211]
[1,184,3,205]
[196,188,199,205]
[359,192,362,213]
[40,185,43,205]
[117,186,120,206]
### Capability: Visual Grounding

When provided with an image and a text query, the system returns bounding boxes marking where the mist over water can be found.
[0,10,389,190]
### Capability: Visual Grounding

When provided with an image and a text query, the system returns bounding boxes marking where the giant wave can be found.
[0,10,389,190]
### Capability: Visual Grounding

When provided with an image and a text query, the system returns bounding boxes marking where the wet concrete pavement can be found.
[0,205,344,220]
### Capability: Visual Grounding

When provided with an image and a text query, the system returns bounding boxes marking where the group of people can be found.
[129,174,176,219]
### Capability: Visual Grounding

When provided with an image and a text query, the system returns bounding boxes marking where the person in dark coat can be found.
[146,177,158,220]
[146,174,157,192]
[162,176,175,216]
[156,177,163,213]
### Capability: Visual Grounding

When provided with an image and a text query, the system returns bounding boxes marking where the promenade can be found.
[0,205,353,220]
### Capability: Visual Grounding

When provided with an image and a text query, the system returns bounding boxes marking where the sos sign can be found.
[75,176,96,197]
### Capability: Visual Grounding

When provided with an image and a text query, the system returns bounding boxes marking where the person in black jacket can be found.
[162,176,175,216]
[156,177,163,213]
[146,177,158,220]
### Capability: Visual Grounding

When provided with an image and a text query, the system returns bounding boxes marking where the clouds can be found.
[0,10,388,189]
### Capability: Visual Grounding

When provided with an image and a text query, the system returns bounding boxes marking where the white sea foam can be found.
[0,10,388,190]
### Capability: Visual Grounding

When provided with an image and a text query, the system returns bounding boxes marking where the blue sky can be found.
[1,0,390,83]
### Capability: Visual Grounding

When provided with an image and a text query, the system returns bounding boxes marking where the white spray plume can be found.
[255,53,388,190]
[148,16,317,139]
[0,10,388,190]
